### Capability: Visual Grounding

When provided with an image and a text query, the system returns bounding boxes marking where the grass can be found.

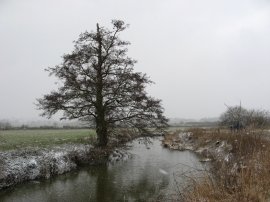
[0,129,96,151]
[180,128,270,202]
[0,126,178,151]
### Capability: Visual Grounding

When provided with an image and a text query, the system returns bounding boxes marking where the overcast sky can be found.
[1,0,270,120]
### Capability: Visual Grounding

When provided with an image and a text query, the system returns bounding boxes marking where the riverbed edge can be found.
[0,136,135,190]
[162,131,233,163]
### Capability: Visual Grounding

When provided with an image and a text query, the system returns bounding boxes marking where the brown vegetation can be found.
[180,128,270,202]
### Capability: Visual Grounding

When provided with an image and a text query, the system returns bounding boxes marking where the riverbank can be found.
[163,128,270,201]
[163,128,233,162]
[0,134,133,190]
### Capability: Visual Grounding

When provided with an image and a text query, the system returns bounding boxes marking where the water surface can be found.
[0,137,203,202]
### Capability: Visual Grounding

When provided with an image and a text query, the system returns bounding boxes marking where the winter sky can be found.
[1,0,270,120]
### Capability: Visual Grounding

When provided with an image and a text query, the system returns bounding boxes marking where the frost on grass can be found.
[0,144,93,189]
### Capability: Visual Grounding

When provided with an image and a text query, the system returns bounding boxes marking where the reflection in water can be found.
[0,138,203,202]
[95,166,117,201]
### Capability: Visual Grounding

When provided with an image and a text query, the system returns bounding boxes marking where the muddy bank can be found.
[0,143,131,190]
[162,131,233,162]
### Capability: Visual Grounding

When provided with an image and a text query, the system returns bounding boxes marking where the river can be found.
[0,137,203,202]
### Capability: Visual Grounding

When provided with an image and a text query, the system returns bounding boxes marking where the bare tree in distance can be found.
[219,104,270,132]
[37,20,168,147]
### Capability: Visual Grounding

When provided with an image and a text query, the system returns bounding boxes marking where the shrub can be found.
[219,105,270,131]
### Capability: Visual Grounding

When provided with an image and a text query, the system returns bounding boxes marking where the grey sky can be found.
[1,0,270,120]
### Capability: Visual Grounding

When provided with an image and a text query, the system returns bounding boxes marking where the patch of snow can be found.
[0,144,93,189]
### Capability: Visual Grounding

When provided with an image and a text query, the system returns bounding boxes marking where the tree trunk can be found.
[96,110,108,147]
[95,23,108,147]
[96,123,108,147]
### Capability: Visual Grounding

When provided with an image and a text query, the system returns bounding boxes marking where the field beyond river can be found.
[0,129,95,151]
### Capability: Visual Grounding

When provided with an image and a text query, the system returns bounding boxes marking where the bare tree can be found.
[220,105,248,131]
[219,104,269,131]
[37,20,168,147]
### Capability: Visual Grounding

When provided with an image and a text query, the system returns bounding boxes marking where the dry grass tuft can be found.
[182,129,270,202]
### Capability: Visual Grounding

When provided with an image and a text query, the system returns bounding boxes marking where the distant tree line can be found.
[0,121,12,130]
[169,121,218,128]
[0,122,91,130]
